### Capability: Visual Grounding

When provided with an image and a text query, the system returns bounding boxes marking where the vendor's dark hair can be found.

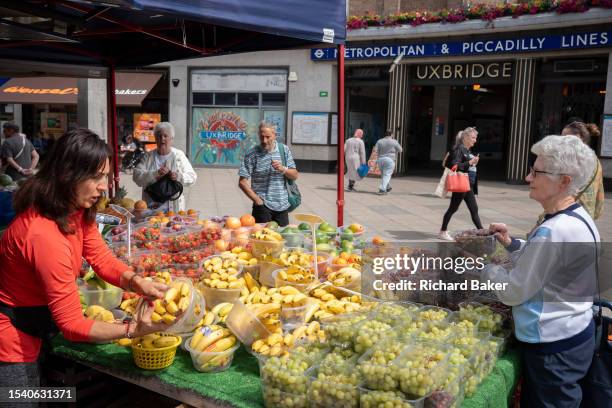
[14,128,111,234]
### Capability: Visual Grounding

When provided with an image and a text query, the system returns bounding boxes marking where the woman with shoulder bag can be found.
[133,122,197,212]
[438,127,483,241]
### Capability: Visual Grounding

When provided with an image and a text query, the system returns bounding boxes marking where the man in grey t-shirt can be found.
[374,129,403,195]
[1,123,39,181]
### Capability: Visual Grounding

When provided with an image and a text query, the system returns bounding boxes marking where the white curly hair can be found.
[154,122,175,139]
[531,135,597,196]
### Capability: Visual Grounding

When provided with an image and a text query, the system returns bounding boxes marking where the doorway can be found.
[346,66,389,160]
[448,84,512,180]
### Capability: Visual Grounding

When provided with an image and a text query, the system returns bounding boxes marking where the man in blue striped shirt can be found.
[238,121,298,226]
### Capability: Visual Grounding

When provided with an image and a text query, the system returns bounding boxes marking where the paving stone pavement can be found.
[120,168,612,242]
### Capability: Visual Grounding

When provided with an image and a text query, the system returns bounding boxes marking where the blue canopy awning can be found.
[0,0,346,68]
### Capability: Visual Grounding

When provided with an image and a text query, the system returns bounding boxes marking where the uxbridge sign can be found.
[310,30,611,61]
[415,62,513,81]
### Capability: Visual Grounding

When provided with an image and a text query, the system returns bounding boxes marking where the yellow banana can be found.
[154,300,166,315]
[195,328,230,352]
[191,329,205,349]
[283,333,294,347]
[117,338,132,346]
[203,312,215,326]
[211,302,231,316]
[280,286,299,295]
[162,314,176,324]
[203,336,236,353]
[306,321,320,336]
[253,303,280,317]
[164,288,179,304]
[252,339,265,352]
[270,345,283,356]
[178,297,190,312]
[180,283,190,297]
[218,303,234,317]
[166,301,179,315]
[141,339,155,349]
[153,336,177,348]
[244,272,260,292]
[292,325,307,340]
[151,312,163,323]
[266,333,283,347]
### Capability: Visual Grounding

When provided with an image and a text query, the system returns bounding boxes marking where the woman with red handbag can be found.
[438,127,483,241]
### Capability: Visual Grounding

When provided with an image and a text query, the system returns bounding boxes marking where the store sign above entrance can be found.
[415,62,513,81]
[0,73,162,105]
[310,30,610,60]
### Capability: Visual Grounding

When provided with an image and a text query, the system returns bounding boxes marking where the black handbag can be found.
[145,173,183,203]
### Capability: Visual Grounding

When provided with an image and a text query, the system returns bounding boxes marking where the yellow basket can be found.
[131,333,182,370]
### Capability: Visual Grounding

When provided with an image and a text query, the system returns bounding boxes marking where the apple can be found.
[348,223,364,234]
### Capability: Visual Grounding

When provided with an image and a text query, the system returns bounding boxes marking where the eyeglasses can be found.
[528,166,565,177]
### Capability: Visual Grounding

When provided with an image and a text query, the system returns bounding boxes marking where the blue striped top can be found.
[238,142,296,212]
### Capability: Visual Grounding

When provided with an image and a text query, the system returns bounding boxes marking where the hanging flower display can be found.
[347,0,611,29]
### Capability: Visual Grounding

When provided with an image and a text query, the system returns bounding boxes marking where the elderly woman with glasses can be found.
[484,135,600,407]
[133,122,197,212]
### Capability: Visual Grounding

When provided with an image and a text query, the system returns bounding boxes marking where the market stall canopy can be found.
[0,0,346,68]
[0,72,162,105]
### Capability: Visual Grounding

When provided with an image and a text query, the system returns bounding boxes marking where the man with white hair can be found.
[484,135,601,407]
[133,122,197,211]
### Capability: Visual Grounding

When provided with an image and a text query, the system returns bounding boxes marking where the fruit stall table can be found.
[51,336,521,408]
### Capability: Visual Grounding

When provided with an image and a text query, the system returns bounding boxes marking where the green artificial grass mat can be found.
[52,336,520,408]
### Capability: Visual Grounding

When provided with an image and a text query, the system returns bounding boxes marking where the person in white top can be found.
[344,129,366,192]
[133,122,197,212]
[484,135,600,407]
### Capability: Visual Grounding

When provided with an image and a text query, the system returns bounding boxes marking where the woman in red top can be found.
[0,129,167,388]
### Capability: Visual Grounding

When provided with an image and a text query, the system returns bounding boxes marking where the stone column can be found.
[386,64,409,174]
[169,65,188,154]
[506,58,537,184]
[77,78,108,142]
[601,51,612,179]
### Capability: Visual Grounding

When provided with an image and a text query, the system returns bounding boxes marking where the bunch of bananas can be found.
[219,247,258,267]
[252,227,283,242]
[132,332,179,349]
[84,305,114,322]
[152,280,193,324]
[251,321,325,357]
[309,287,363,319]
[276,266,315,284]
[210,302,234,324]
[326,267,361,288]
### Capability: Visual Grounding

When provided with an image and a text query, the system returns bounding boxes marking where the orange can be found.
[167,211,175,216]
[372,236,385,246]
[225,217,242,230]
[339,252,350,260]
[134,200,148,210]
[187,209,197,215]
[240,214,256,227]
[178,210,186,216]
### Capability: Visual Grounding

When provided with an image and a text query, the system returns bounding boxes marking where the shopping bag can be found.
[445,165,470,193]
[435,167,451,198]
[357,164,369,178]
[581,302,612,408]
